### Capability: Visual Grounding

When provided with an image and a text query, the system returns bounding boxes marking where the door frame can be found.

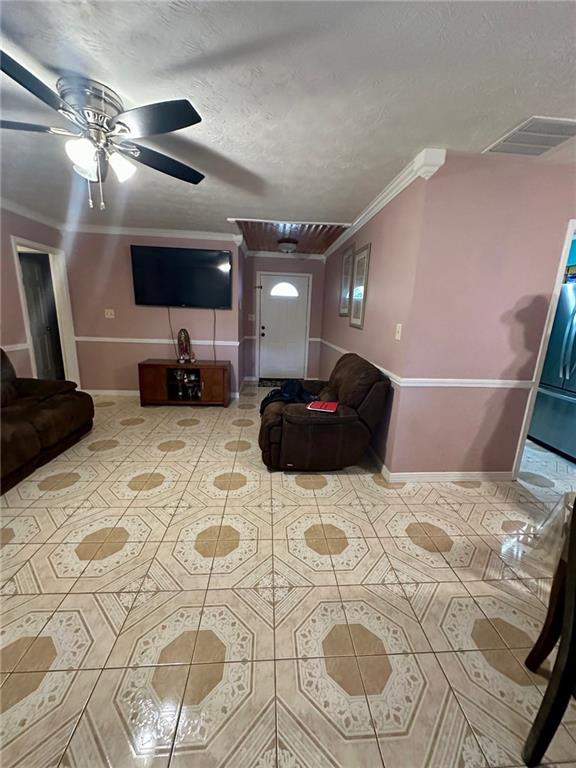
[255,270,312,380]
[11,236,81,384]
[512,218,576,478]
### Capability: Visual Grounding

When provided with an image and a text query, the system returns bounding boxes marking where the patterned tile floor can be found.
[1,389,575,767]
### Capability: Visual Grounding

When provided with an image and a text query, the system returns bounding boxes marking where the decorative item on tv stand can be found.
[174,328,198,400]
[177,328,195,363]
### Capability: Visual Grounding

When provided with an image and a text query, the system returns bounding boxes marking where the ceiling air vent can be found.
[484,116,576,156]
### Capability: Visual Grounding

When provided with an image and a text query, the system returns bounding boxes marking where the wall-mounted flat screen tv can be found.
[131,245,232,309]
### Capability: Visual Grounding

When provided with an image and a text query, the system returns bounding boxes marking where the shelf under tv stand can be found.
[138,359,231,407]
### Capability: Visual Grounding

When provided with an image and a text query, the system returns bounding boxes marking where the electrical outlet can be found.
[394,323,402,341]
[248,314,255,322]
[104,308,115,319]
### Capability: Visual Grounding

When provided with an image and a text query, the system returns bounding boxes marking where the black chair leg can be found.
[522,647,575,767]
[525,560,566,673]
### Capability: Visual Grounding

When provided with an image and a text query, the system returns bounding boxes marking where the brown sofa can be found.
[1,349,94,493]
[259,353,390,471]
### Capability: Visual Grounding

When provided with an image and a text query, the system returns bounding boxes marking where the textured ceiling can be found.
[236,221,348,253]
[1,1,575,233]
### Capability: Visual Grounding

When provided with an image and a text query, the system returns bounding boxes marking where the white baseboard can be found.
[86,389,140,396]
[366,447,514,482]
[381,464,514,483]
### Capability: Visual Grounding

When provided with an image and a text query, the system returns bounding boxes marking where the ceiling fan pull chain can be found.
[97,154,105,210]
[87,178,94,209]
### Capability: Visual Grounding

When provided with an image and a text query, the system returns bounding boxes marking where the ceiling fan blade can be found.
[0,119,79,136]
[120,143,205,185]
[111,100,201,138]
[0,50,71,115]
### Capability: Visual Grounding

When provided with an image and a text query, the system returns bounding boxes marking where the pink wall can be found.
[320,151,576,474]
[65,232,240,390]
[404,153,576,380]
[386,387,531,473]
[241,254,325,380]
[0,208,62,376]
[321,180,427,378]
[3,348,33,377]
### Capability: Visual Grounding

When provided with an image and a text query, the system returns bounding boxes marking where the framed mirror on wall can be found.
[338,245,354,316]
[350,243,370,329]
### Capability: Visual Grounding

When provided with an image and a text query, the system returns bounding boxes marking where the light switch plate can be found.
[104,308,115,319]
[395,323,402,341]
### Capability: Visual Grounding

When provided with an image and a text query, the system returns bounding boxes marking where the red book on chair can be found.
[306,401,338,413]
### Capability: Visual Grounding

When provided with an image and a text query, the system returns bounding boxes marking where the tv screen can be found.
[131,245,232,309]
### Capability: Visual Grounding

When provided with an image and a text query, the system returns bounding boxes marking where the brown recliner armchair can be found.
[1,349,94,493]
[259,353,390,471]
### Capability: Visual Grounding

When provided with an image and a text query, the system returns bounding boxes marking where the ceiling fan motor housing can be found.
[56,76,124,135]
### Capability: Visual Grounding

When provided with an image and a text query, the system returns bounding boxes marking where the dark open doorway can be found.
[19,251,65,380]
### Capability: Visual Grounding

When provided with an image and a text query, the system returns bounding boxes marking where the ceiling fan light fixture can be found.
[72,163,98,182]
[109,150,136,182]
[65,137,96,168]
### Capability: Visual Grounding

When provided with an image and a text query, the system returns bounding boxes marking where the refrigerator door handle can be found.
[567,310,576,379]
[559,307,576,380]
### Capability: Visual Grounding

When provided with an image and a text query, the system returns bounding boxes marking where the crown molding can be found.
[323,147,447,259]
[248,250,325,262]
[237,238,250,259]
[1,198,240,242]
[227,217,352,226]
[62,224,239,241]
[0,198,62,230]
[4,147,445,252]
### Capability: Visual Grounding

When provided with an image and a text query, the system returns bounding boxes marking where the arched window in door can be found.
[270,281,299,297]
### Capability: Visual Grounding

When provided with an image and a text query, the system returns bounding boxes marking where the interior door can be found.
[19,251,65,380]
[259,273,310,378]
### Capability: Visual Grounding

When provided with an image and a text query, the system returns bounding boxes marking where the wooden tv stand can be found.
[138,359,231,406]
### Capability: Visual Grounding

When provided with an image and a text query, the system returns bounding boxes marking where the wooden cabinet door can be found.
[139,365,166,403]
[200,368,224,403]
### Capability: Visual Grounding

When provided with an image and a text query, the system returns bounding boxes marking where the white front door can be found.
[258,273,310,378]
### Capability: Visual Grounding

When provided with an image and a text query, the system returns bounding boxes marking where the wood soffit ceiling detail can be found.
[235,221,348,254]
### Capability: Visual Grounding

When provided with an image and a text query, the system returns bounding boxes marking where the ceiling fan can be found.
[0,51,205,209]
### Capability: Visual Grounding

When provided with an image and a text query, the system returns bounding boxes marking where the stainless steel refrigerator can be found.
[529,283,576,460]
